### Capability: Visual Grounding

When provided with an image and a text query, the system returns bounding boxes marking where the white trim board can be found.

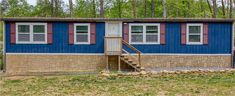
[6,53,231,56]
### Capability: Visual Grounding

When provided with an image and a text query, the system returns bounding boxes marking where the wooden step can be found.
[124,57,129,60]
[136,65,141,68]
[120,55,145,72]
[131,63,137,65]
[128,60,133,63]
[140,67,145,70]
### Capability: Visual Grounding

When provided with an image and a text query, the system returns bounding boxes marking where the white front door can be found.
[106,22,122,37]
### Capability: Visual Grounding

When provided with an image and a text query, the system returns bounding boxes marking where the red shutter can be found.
[90,23,96,44]
[160,23,166,44]
[10,22,16,44]
[68,23,74,44]
[47,23,53,44]
[123,23,129,43]
[203,23,208,44]
[181,23,187,44]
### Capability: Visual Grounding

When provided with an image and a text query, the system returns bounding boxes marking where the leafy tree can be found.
[0,0,234,18]
[0,0,9,17]
[4,0,32,17]
[31,0,52,17]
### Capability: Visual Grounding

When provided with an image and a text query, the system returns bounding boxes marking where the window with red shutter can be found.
[15,23,47,44]
[129,23,160,44]
[186,23,203,45]
[73,23,90,44]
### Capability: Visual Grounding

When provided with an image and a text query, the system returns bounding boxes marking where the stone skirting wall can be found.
[5,54,232,74]
[6,54,106,74]
[140,55,232,68]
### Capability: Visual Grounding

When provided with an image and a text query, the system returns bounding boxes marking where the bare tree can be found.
[221,0,225,18]
[144,0,147,17]
[92,0,96,18]
[99,0,104,18]
[117,0,122,18]
[0,0,9,17]
[50,0,54,17]
[54,0,59,16]
[229,0,233,18]
[162,0,167,18]
[212,0,217,18]
[131,0,137,18]
[69,0,73,17]
[187,1,190,17]
[206,0,213,17]
[151,0,156,17]
[200,0,206,17]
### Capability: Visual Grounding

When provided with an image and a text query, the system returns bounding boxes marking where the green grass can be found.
[1,72,235,96]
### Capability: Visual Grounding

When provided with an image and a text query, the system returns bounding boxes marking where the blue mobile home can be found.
[1,17,234,74]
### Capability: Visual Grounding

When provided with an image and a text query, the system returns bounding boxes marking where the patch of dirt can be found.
[157,91,168,96]
[4,76,36,80]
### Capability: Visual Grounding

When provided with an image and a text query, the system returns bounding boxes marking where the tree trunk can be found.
[118,0,122,18]
[229,0,233,18]
[99,0,104,18]
[69,0,73,17]
[151,0,155,17]
[187,1,190,17]
[162,0,167,18]
[144,0,147,17]
[212,0,217,18]
[206,0,212,17]
[221,0,225,18]
[131,0,136,18]
[50,0,54,17]
[53,0,59,17]
[200,0,205,17]
[92,0,96,18]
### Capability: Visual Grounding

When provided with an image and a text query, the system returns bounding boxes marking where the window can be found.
[187,24,203,44]
[74,24,90,44]
[129,24,160,44]
[16,23,47,44]
[131,25,143,43]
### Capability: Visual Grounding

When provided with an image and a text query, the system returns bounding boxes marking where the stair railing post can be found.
[118,55,121,72]
[118,37,122,72]
[138,53,141,66]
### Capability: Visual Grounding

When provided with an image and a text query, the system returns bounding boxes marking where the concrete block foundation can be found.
[5,54,232,74]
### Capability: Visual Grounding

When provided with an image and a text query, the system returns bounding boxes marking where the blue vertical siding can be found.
[6,22,105,53]
[6,22,232,54]
[124,23,232,54]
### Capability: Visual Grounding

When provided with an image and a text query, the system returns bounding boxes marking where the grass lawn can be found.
[0,72,235,96]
